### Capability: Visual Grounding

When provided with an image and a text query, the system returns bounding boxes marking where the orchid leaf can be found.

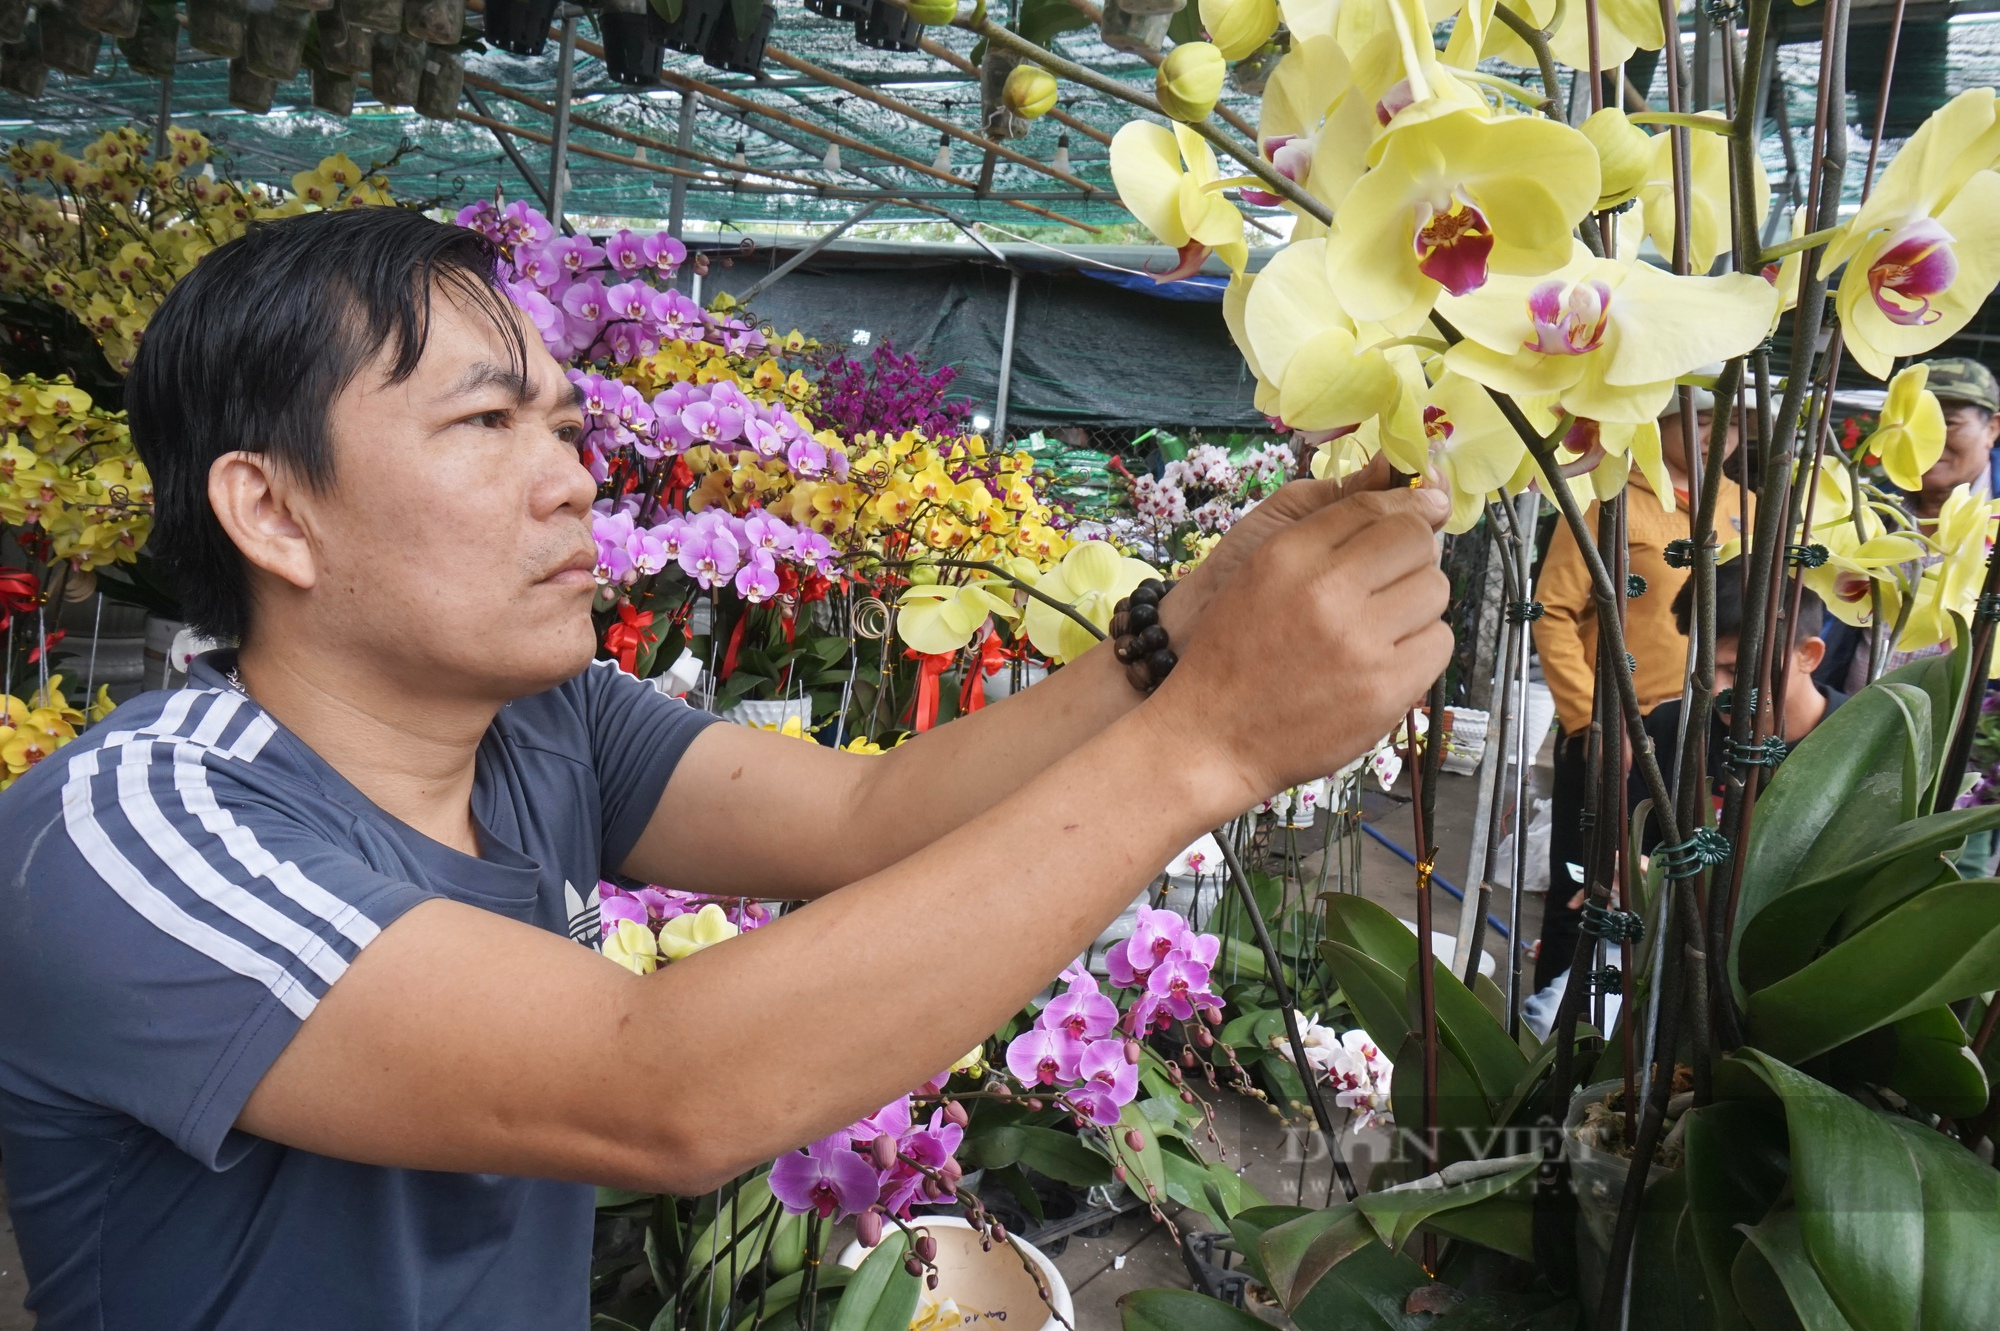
[1683,1099,1791,1331]
[1111,1100,1167,1204]
[826,1232,919,1331]
[1734,1210,1857,1331]
[1283,1241,1435,1331]
[1161,1145,1265,1228]
[1353,1153,1539,1258]
[960,1124,1113,1187]
[1744,879,2000,1063]
[1429,1292,1577,1328]
[1732,685,1928,999]
[1879,627,1971,807]
[1391,1031,1492,1151]
[1406,955,1529,1113]
[1322,893,1421,972]
[1880,1113,2000,1328]
[1828,1005,1990,1118]
[1227,1204,1312,1287]
[1259,1203,1376,1310]
[1627,1167,1710,1331]
[730,1268,854,1331]
[683,1175,776,1282]
[1119,1288,1271,1331]
[1320,941,1411,1056]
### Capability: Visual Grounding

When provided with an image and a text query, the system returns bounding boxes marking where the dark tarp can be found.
[700,238,1267,431]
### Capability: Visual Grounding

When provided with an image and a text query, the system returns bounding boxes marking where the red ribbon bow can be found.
[957,630,1010,716]
[603,602,656,675]
[904,647,955,732]
[0,569,39,631]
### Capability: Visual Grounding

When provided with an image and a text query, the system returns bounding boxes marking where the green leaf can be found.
[1015,1125,1115,1187]
[735,1267,854,1331]
[1227,1204,1312,1287]
[1320,941,1411,1056]
[1408,956,1530,1114]
[1392,1031,1493,1152]
[1119,1288,1272,1331]
[1684,1099,1791,1331]
[1829,1005,1991,1119]
[1879,630,1971,807]
[1014,0,1090,48]
[1735,1209,1857,1331]
[1745,879,2000,1062]
[684,1174,776,1281]
[1431,1292,1580,1329]
[1734,805,2000,993]
[1354,1154,1539,1258]
[1111,1101,1168,1206]
[1285,1241,1435,1331]
[1734,686,1927,995]
[1880,1113,2000,1328]
[1161,1149,1265,1228]
[827,1232,920,1331]
[1322,893,1421,971]
[1259,1203,1376,1309]
[1627,1166,1709,1331]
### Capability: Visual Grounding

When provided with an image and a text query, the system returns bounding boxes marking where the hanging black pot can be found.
[0,0,28,44]
[701,0,768,74]
[413,43,460,119]
[245,3,310,78]
[803,0,866,21]
[73,0,140,39]
[39,4,103,76]
[853,0,917,51]
[313,8,371,72]
[309,58,354,113]
[0,21,46,97]
[600,4,662,85]
[666,0,726,55]
[116,3,175,73]
[369,28,422,104]
[338,0,401,33]
[186,0,246,57]
[401,0,463,44]
[227,55,276,111]
[479,0,556,54]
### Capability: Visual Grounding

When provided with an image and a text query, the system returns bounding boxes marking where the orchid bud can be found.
[915,1234,938,1263]
[1156,43,1226,124]
[856,1209,885,1248]
[1181,1049,1196,1069]
[1026,1097,1044,1111]
[993,1083,1013,1099]
[1181,1089,1197,1104]
[1002,64,1059,121]
[928,1273,940,1291]
[870,1133,898,1171]
[905,0,958,20]
[1581,108,1653,210]
[1125,1129,1145,1151]
[1113,1164,1128,1183]
[1195,1027,1214,1048]
[1167,1063,1184,1084]
[1123,1039,1142,1064]
[1203,1006,1223,1026]
[940,1157,963,1186]
[905,1255,925,1278]
[992,1222,1008,1244]
[922,1176,942,1199]
[943,1100,970,1128]
[1198,0,1277,61]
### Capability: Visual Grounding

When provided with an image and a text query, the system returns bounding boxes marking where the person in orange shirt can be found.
[1529,390,1751,990]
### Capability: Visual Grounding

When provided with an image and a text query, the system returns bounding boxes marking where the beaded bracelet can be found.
[1109,578,1177,694]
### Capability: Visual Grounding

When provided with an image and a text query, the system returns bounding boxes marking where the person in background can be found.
[1531,386,1750,991]
[1638,559,1846,815]
[1820,357,2000,692]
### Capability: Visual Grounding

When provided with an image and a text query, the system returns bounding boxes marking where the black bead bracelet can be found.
[1109,578,1177,694]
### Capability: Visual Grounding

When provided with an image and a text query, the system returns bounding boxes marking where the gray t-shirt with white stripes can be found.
[0,650,716,1330]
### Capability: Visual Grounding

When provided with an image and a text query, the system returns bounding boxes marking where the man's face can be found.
[295,291,596,700]
[1658,409,1739,477]
[1920,401,2000,497]
[1712,635,1738,693]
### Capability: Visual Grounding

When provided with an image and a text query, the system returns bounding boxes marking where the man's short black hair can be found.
[1672,556,1824,641]
[127,206,526,644]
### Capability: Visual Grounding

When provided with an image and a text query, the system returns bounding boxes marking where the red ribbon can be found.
[28,627,64,664]
[719,609,749,681]
[905,647,954,732]
[958,630,1009,715]
[602,602,656,675]
[0,569,39,630]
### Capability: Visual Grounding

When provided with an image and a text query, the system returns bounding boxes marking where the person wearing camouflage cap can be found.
[1911,356,2000,521]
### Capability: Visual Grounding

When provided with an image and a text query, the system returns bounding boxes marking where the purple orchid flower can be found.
[1006,1024,1082,1087]
[1066,1038,1140,1126]
[735,550,781,603]
[743,416,786,458]
[790,529,836,576]
[740,511,794,555]
[769,1140,880,1221]
[1146,947,1219,1023]
[645,233,688,275]
[604,230,649,275]
[1042,969,1118,1045]
[678,522,741,589]
[1108,905,1191,988]
[785,434,830,478]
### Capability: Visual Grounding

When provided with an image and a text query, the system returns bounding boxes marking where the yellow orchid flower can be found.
[603,919,660,975]
[1109,121,1247,279]
[1233,241,1400,430]
[87,685,114,723]
[949,1044,986,1075]
[1865,364,1948,491]
[1362,368,1532,533]
[1636,118,1769,275]
[1898,485,1999,651]
[1252,35,1364,216]
[658,903,740,961]
[895,580,1016,655]
[1202,0,1279,61]
[1794,460,1923,629]
[1325,113,1600,328]
[1581,109,1656,210]
[1438,241,1778,423]
[1821,89,2000,380]
[1026,541,1159,662]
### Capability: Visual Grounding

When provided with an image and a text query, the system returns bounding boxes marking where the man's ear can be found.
[1797,635,1826,673]
[208,450,319,595]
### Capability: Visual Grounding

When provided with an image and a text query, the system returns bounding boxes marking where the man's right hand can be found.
[1153,482,1454,805]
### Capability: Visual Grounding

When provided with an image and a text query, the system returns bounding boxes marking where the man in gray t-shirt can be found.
[0,207,1452,1329]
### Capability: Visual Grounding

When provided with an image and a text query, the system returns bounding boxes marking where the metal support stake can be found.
[152,60,173,161]
[991,267,1021,443]
[546,14,578,230]
[735,198,884,305]
[667,90,697,239]
[464,87,556,213]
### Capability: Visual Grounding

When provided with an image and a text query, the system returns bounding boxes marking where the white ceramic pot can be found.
[836,1215,1073,1331]
[725,695,813,733]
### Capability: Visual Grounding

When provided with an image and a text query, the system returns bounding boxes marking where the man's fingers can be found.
[1373,564,1452,644]
[1293,484,1451,558]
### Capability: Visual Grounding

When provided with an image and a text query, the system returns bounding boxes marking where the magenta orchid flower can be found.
[1042,969,1118,1045]
[1066,1038,1140,1126]
[678,522,741,588]
[1006,1025,1082,1087]
[735,550,781,603]
[769,1140,880,1221]
[604,230,649,275]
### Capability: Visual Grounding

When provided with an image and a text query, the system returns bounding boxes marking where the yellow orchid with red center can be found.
[1900,484,2000,652]
[1438,241,1778,423]
[1108,121,1247,282]
[1795,458,1925,629]
[1363,368,1536,533]
[1865,364,1949,491]
[1325,113,1601,328]
[1821,89,2000,380]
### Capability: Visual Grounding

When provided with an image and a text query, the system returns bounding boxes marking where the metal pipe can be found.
[667,89,696,238]
[734,199,884,304]
[991,267,1021,443]
[464,87,555,212]
[152,60,173,161]
[546,14,578,229]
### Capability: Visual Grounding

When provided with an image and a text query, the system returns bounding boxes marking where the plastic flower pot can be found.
[73,0,140,40]
[803,0,866,21]
[836,1217,1074,1331]
[1564,1078,1678,1313]
[478,0,556,53]
[979,49,1026,142]
[1109,0,1182,17]
[599,0,663,86]
[0,24,46,98]
[0,0,28,45]
[39,4,102,76]
[369,29,422,106]
[1096,0,1167,53]
[413,44,461,120]
[227,55,275,112]
[338,0,401,35]
[400,0,464,44]
[852,0,918,51]
[701,0,769,75]
[313,8,372,74]
[186,0,246,57]
[666,0,727,55]
[116,4,177,76]
[244,3,310,79]
[723,695,813,734]
[309,58,355,114]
